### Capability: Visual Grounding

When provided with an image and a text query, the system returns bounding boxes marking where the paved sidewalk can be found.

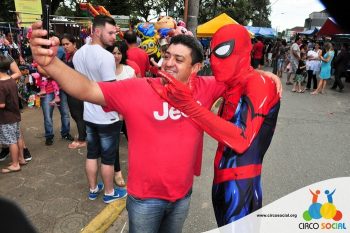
[0,107,128,233]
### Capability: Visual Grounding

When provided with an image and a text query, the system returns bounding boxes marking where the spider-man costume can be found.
[209,24,280,226]
[148,24,280,227]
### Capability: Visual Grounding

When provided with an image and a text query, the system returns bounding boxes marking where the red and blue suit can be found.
[208,24,280,226]
[148,24,280,227]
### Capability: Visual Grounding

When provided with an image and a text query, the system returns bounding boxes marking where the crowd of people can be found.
[251,35,350,94]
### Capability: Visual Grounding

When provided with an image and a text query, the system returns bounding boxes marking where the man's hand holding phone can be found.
[29,21,59,67]
[42,0,50,40]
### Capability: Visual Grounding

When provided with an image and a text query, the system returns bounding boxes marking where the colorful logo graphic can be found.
[303,189,342,221]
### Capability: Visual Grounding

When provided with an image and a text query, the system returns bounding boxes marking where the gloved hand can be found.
[147,69,199,115]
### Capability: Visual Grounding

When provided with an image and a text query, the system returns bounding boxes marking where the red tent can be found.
[317,18,346,36]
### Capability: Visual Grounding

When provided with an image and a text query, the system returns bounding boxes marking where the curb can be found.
[81,198,126,233]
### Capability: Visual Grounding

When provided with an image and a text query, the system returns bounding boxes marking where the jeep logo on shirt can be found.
[153,102,187,120]
[153,102,202,121]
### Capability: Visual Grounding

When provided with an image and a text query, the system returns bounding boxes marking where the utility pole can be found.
[186,0,200,37]
[184,0,188,24]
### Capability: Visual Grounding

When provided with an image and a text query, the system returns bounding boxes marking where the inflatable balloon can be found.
[154,16,176,30]
[136,22,156,40]
[140,37,161,62]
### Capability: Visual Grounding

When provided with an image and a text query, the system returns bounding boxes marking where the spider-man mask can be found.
[210,24,253,83]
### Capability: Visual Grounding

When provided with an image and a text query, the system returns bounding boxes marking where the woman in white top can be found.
[109,41,136,187]
[306,42,322,90]
[113,41,136,81]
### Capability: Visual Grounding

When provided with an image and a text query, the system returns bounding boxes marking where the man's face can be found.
[161,44,199,84]
[6,33,13,43]
[96,23,116,47]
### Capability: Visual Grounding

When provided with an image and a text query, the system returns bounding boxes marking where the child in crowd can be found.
[37,77,60,105]
[17,65,32,108]
[31,61,60,105]
[292,53,307,93]
[32,69,60,105]
[150,41,168,69]
[0,54,26,173]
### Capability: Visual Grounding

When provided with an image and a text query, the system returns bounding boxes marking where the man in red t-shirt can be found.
[30,24,223,232]
[124,30,150,77]
[252,36,264,69]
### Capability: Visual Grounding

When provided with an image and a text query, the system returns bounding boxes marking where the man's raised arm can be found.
[30,21,106,106]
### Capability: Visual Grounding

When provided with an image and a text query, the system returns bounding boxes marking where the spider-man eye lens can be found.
[213,40,234,58]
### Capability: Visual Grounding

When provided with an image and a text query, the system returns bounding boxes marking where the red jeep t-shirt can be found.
[98,77,224,201]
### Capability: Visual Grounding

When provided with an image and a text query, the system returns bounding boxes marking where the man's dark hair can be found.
[93,15,116,30]
[124,30,137,44]
[169,35,204,65]
[0,54,12,73]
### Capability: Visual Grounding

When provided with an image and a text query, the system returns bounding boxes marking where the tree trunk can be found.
[187,0,199,37]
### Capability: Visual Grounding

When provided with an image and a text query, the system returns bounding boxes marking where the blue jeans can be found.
[126,190,192,233]
[41,91,70,139]
[85,121,122,165]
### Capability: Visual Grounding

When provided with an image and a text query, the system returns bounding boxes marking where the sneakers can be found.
[62,134,74,141]
[23,148,32,161]
[45,138,54,146]
[103,188,127,204]
[0,148,32,162]
[88,182,104,200]
[0,147,9,161]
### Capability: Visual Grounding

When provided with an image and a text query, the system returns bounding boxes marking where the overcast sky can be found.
[269,0,326,31]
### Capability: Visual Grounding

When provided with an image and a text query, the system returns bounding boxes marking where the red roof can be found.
[317,18,346,36]
[290,27,304,32]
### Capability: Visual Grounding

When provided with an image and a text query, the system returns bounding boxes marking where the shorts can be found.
[277,59,285,70]
[268,53,272,60]
[252,58,261,69]
[85,121,122,165]
[0,122,21,145]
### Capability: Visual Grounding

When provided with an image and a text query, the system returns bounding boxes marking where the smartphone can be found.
[42,0,50,39]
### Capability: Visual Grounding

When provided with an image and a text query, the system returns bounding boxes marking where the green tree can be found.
[50,0,64,15]
[55,0,77,17]
[129,0,159,21]
[89,0,132,16]
[197,0,271,27]
[0,0,16,23]
[250,0,271,27]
